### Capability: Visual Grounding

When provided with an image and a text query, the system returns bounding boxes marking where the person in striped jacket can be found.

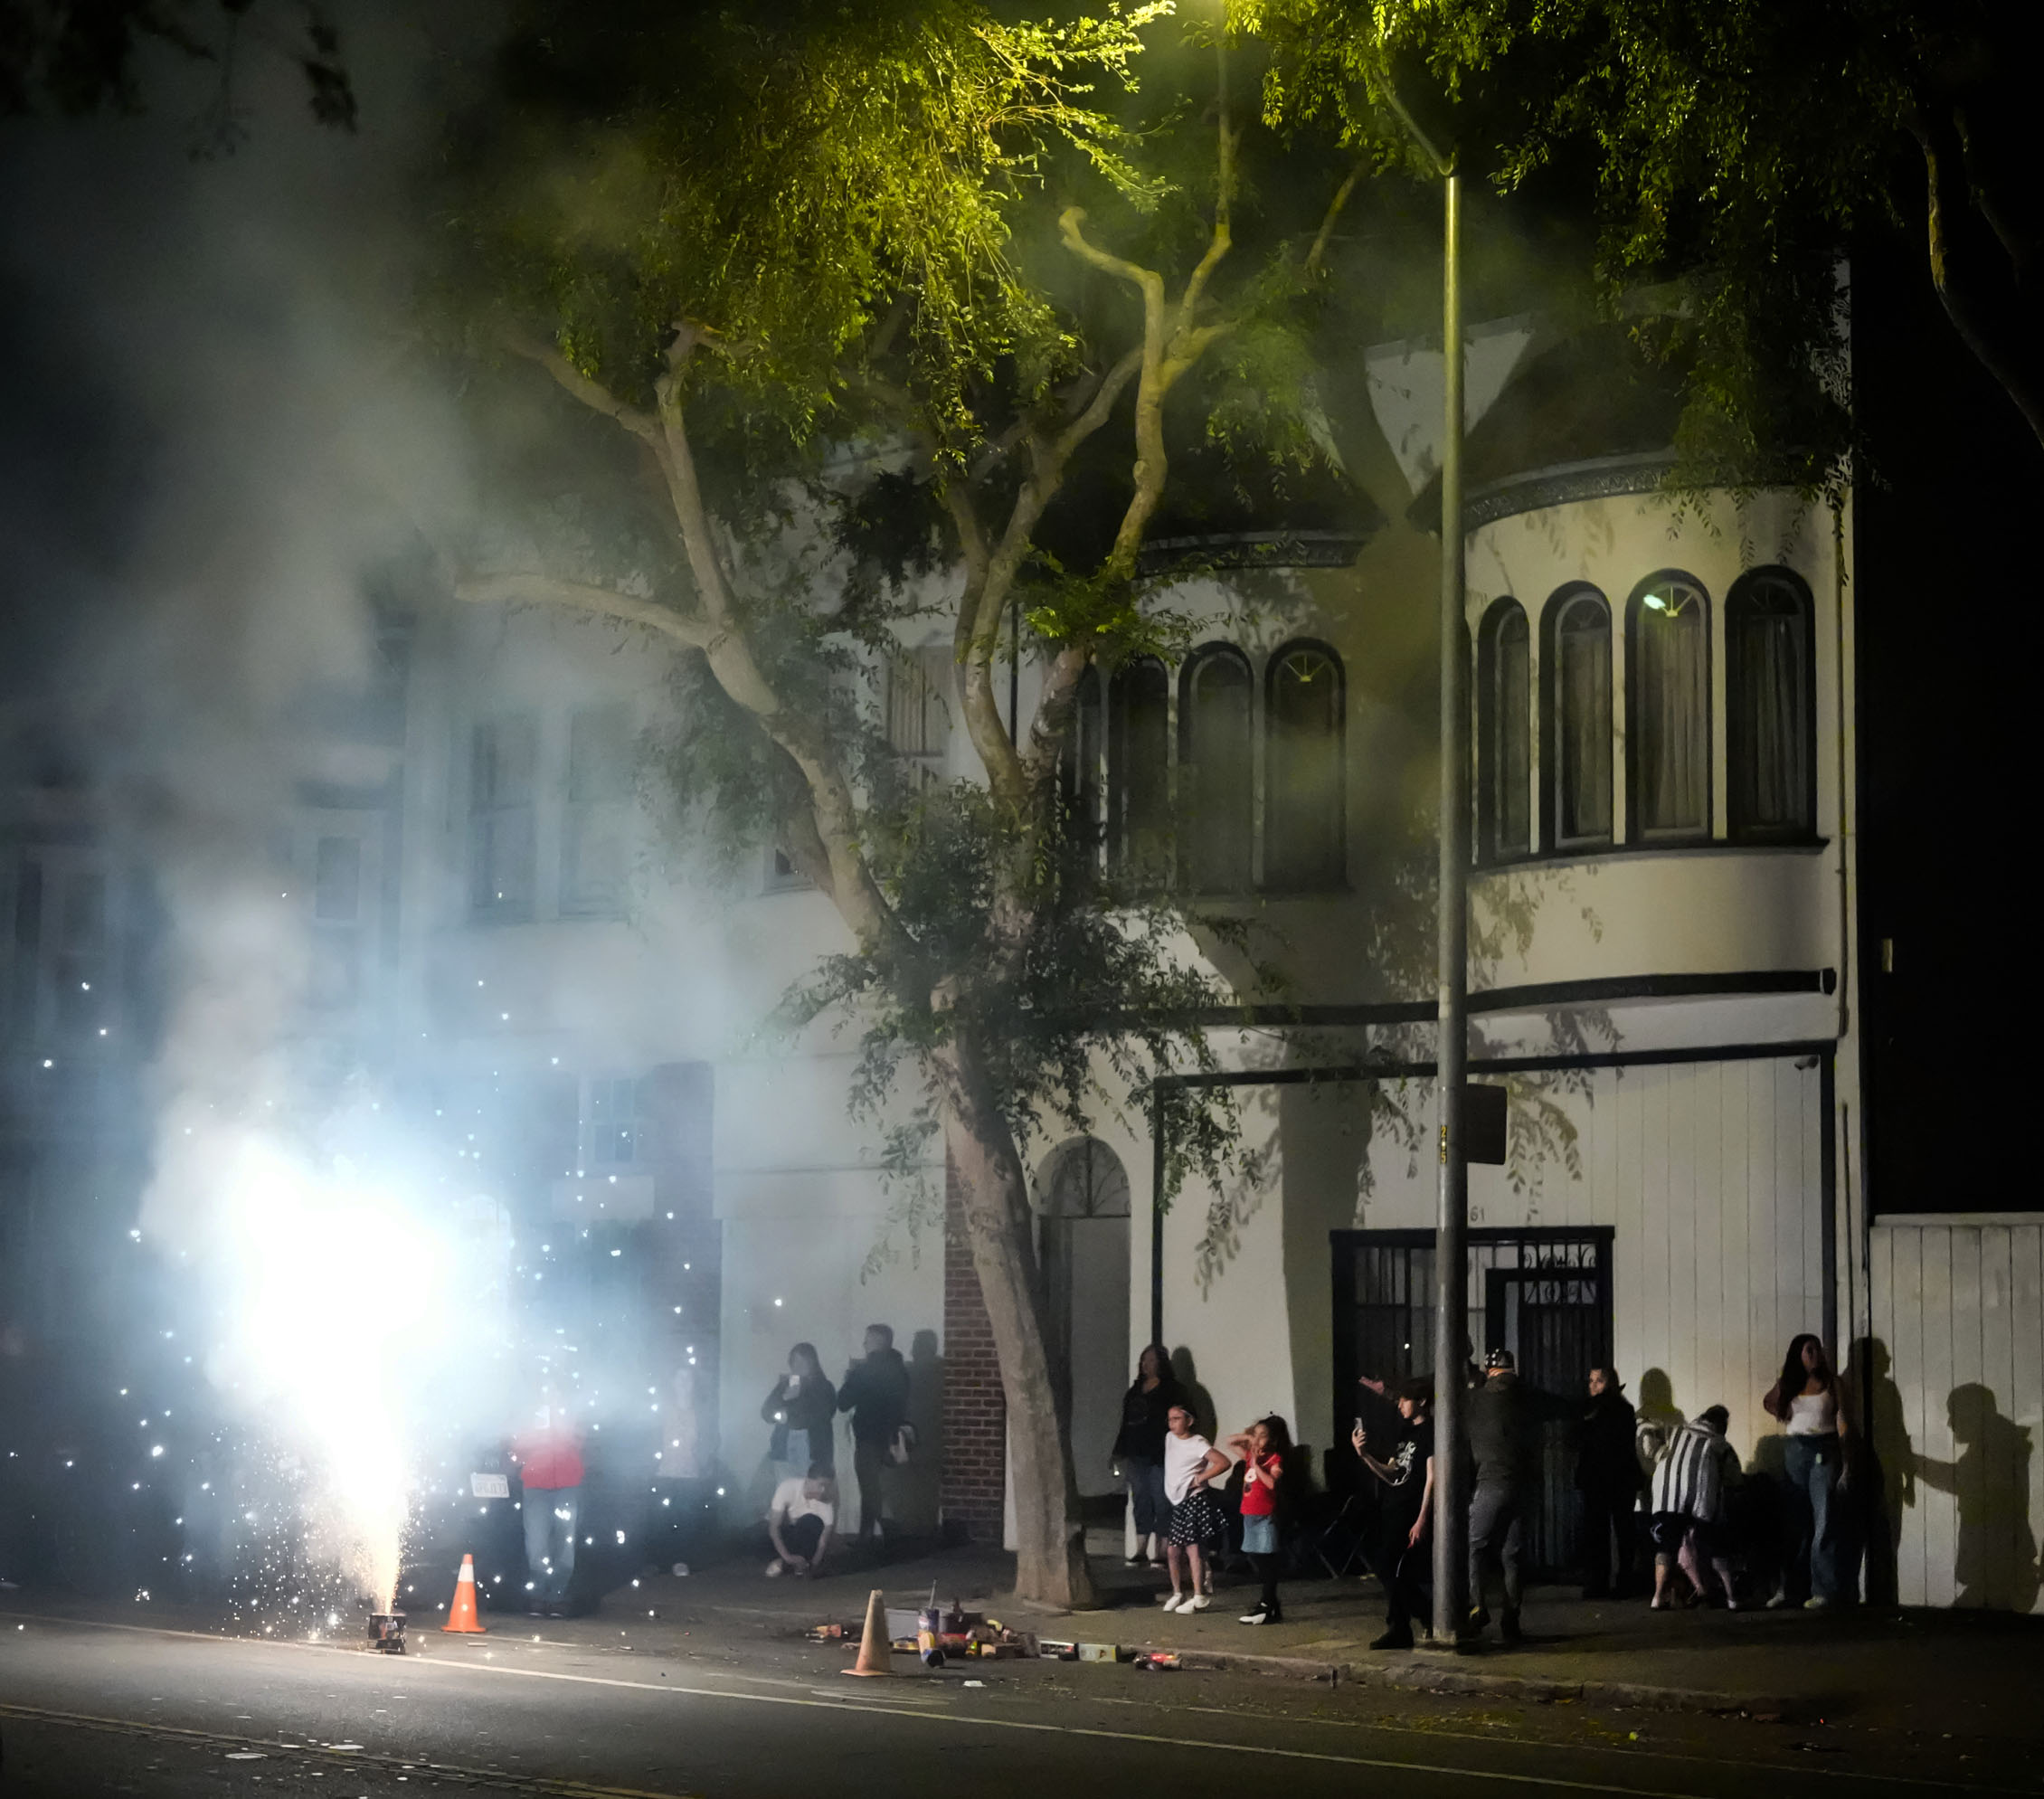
[1642,1406,1742,1610]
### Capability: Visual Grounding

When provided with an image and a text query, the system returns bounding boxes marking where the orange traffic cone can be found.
[440,1554,487,1634]
[842,1587,894,1677]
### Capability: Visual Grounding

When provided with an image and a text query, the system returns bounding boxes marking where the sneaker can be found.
[1369,1627,1415,1651]
[1125,1554,1146,1567]
[1160,1593,1187,1613]
[1466,1604,1491,1632]
[1803,1595,1831,1610]
[764,1559,784,1577]
[1237,1604,1270,1624]
[1765,1590,1792,1609]
[1500,1608,1523,1644]
[1185,1594,1211,1612]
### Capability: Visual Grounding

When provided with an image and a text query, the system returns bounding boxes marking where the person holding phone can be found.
[762,1342,836,1476]
[1352,1378,1434,1648]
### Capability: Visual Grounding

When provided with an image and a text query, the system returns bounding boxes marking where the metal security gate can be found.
[1331,1227,1613,1578]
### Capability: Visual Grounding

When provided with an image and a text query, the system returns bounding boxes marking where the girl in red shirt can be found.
[1226,1415,1294,1624]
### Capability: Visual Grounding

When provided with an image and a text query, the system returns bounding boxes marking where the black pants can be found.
[852,1435,889,1541]
[1580,1484,1639,1595]
[1370,1513,1427,1630]
[1247,1552,1282,1613]
[782,1513,825,1561]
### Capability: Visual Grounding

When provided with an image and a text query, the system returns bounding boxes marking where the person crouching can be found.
[766,1464,839,1578]
[1646,1406,1741,1610]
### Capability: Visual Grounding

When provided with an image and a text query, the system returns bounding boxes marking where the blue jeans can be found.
[524,1485,578,1604]
[1125,1458,1169,1541]
[1782,1435,1842,1603]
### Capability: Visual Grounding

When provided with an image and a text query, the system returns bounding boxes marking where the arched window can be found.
[1477,599,1531,860]
[1727,568,1815,840]
[1264,639,1346,890]
[1107,656,1169,881]
[1541,586,1612,849]
[1057,664,1104,863]
[1626,573,1711,840]
[1178,644,1253,893]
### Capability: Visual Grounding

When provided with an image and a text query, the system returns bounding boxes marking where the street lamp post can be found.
[1381,85,1469,1646]
[1431,161,1468,1649]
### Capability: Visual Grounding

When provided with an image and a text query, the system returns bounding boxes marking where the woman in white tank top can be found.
[1763,1334,1850,1607]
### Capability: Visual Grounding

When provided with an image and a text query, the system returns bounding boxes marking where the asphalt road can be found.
[3,1606,2037,1798]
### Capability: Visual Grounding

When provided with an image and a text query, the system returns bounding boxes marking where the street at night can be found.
[6,1589,2043,1799]
[5,0,2043,1794]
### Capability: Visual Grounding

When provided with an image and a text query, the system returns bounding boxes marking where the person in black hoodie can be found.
[1112,1343,1180,1566]
[1464,1349,1571,1643]
[838,1325,910,1550]
[1576,1367,1644,1598]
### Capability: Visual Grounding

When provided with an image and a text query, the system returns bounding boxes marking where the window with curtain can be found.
[1107,656,1169,881]
[1057,664,1104,863]
[1544,588,1612,849]
[1727,569,1815,839]
[1264,640,1346,890]
[1626,574,1711,839]
[1477,600,1531,860]
[1178,645,1254,893]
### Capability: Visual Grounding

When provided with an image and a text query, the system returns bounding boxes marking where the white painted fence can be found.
[1866,1220,2044,1612]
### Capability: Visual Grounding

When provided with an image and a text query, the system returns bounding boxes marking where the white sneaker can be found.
[1803,1595,1831,1610]
[1160,1593,1186,1612]
[764,1559,784,1577]
[1186,1594,1212,1612]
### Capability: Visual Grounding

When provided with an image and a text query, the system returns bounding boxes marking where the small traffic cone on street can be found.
[842,1587,894,1677]
[440,1554,487,1634]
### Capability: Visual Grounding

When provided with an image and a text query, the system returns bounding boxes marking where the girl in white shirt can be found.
[1159,1404,1228,1613]
[1762,1333,1851,1607]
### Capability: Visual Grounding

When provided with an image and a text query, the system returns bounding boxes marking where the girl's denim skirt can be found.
[1240,1512,1277,1556]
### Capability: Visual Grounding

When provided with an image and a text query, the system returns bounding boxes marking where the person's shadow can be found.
[894,1328,944,1540]
[1847,1336,1911,1607]
[1169,1347,1217,1444]
[1916,1383,2040,1611]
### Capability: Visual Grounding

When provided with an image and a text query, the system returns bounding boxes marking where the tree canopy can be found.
[1244,0,2044,482]
[433,0,1405,1605]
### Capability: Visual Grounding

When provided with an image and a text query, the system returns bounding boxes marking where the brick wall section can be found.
[939,1153,1006,1544]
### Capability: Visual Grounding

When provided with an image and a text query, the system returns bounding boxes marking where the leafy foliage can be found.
[1243,0,2041,488]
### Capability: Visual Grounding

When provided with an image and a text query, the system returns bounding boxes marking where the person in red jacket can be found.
[513,1384,585,1617]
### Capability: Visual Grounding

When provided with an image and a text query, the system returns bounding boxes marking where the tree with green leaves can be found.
[435,0,1380,1606]
[1244,0,2043,478]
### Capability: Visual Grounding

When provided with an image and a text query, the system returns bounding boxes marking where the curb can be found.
[1162,1643,1784,1717]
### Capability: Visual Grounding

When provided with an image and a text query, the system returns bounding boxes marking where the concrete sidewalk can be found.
[548,1542,2044,1737]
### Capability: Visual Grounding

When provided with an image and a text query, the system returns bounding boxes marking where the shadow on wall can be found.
[1170,1347,1217,1444]
[1856,1336,2039,1613]
[894,1328,944,1537]
[1848,1336,1910,1608]
[1915,1380,2040,1613]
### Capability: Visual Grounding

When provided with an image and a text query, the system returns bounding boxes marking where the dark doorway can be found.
[1332,1227,1613,1577]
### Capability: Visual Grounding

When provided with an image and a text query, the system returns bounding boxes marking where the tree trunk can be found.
[938,1031,1098,1610]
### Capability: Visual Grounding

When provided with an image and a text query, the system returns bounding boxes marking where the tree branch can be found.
[497,327,662,448]
[1305,159,1366,278]
[453,572,711,646]
[1915,108,2044,452]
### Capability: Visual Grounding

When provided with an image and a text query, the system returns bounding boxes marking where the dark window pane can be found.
[1178,646,1253,893]
[1551,594,1612,847]
[1630,577,1709,837]
[1057,666,1104,864]
[470,715,536,918]
[1478,601,1530,859]
[1108,658,1170,882]
[1266,644,1346,888]
[1727,573,1814,838]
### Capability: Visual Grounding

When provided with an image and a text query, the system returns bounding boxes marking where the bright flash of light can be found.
[206,1138,470,1611]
